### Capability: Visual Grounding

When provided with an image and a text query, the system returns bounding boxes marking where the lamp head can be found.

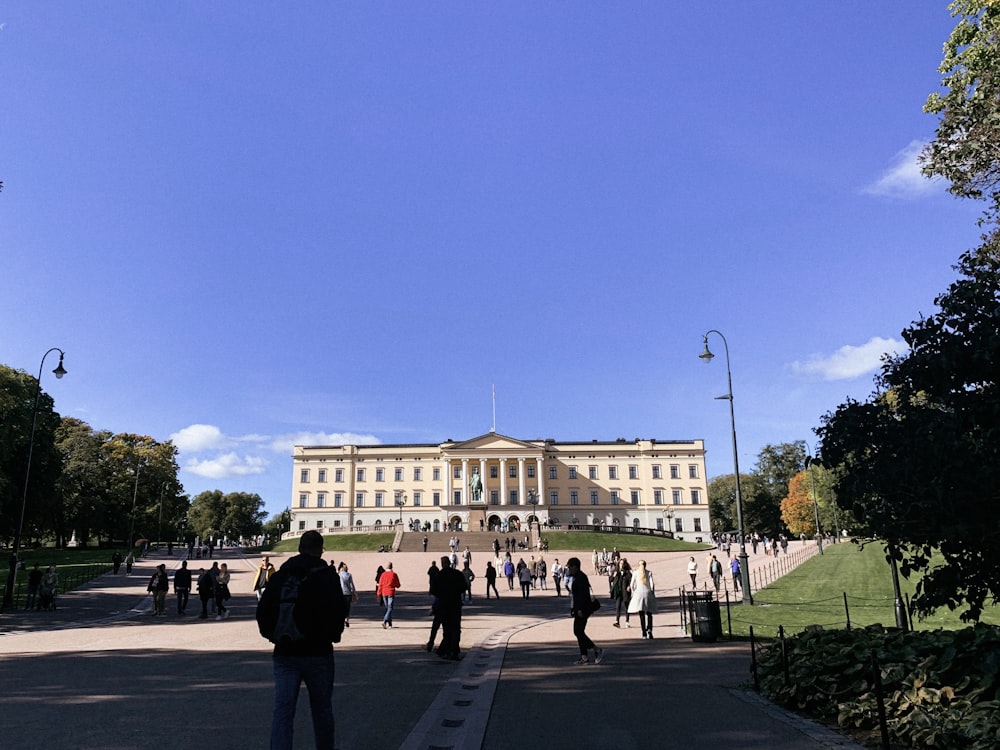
[53,353,67,379]
[699,337,714,362]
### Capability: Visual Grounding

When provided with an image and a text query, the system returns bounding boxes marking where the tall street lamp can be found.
[663,508,675,536]
[699,331,753,603]
[395,492,407,526]
[3,348,68,609]
[804,444,823,555]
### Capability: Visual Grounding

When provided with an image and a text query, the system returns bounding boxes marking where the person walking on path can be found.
[256,530,347,750]
[253,556,276,601]
[709,555,724,593]
[148,564,169,616]
[503,558,515,591]
[567,557,603,665]
[337,562,357,628]
[377,562,401,629]
[196,567,214,619]
[626,559,657,639]
[730,556,742,592]
[461,562,475,601]
[25,563,42,610]
[517,559,532,598]
[484,561,500,599]
[112,551,123,575]
[426,559,439,594]
[537,557,548,590]
[422,535,428,553]
[215,562,231,620]
[174,560,193,615]
[430,556,467,661]
[611,559,632,628]
[551,559,564,597]
[125,553,134,576]
[687,556,698,588]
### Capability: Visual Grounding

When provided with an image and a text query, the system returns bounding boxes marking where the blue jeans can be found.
[271,654,336,750]
[383,595,395,625]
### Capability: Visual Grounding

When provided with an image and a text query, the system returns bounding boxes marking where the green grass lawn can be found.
[269,533,398,554]
[538,530,709,553]
[724,542,1000,639]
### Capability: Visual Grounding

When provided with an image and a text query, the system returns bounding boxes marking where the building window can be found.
[689,464,699,479]
[691,489,701,504]
[299,493,308,508]
[298,520,306,530]
[590,490,599,505]
[433,467,441,481]
[334,493,343,508]
[490,465,498,479]
[610,491,620,505]
[373,468,383,482]
[335,469,344,483]
[355,493,364,507]
[675,517,683,533]
[433,492,441,507]
[628,465,638,480]
[490,490,499,505]
[509,490,518,505]
[454,490,463,505]
[393,468,402,481]
[375,492,384,508]
[656,518,664,530]
[357,468,366,482]
[333,520,341,528]
[413,467,422,481]
[548,466,558,480]
[588,466,598,480]
[670,464,680,479]
[694,518,703,532]
[652,465,662,479]
[413,491,422,506]
[672,489,682,505]
[318,469,327,483]
[608,465,618,480]
[568,466,578,480]
[570,491,579,506]
[316,520,324,529]
[300,469,310,483]
[630,491,640,505]
[317,493,326,508]
[653,490,663,505]
[549,491,558,505]
[509,464,517,479]
[453,465,462,479]
[527,464,535,478]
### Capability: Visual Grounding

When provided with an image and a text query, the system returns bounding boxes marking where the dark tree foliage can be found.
[819,240,1000,621]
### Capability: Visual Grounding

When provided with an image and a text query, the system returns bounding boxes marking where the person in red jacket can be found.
[377,562,401,629]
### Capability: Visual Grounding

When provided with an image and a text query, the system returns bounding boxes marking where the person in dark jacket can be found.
[196,567,215,619]
[257,530,346,750]
[147,564,169,616]
[173,560,192,615]
[567,557,604,665]
[430,556,467,661]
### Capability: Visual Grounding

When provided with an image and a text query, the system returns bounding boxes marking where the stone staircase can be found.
[395,530,532,554]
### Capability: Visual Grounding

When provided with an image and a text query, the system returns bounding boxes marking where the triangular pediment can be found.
[443,432,542,453]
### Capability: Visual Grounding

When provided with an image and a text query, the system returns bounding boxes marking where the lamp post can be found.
[395,492,406,526]
[663,507,674,536]
[527,489,539,523]
[3,348,67,609]
[700,331,753,604]
[803,445,823,555]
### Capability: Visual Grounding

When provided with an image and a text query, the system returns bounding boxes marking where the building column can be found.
[441,458,451,509]
[461,458,469,506]
[518,457,526,508]
[536,458,545,505]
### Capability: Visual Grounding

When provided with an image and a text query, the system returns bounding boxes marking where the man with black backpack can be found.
[256,530,346,750]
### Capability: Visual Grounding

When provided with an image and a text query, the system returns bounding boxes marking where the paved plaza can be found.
[0,544,863,749]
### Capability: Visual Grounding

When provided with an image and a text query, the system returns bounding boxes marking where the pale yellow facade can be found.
[290,432,711,542]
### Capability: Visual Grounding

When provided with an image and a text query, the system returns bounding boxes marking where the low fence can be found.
[5,563,112,611]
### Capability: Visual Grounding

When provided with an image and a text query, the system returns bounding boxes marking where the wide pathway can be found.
[0,543,861,749]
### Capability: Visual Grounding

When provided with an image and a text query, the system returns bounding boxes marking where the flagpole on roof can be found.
[491,384,496,433]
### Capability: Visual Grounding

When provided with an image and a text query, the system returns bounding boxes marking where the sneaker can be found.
[215,615,222,621]
[223,610,230,619]
[344,620,349,628]
[613,622,620,628]
[594,648,605,664]
[624,622,631,628]
[574,656,590,665]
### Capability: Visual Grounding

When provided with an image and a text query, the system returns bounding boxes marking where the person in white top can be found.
[686,556,698,588]
[626,559,657,639]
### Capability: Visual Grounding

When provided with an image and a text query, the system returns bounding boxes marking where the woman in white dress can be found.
[626,559,657,639]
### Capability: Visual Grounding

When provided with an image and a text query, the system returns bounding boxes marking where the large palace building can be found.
[290,432,710,541]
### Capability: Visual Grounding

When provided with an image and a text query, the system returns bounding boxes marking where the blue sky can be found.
[1,3,981,519]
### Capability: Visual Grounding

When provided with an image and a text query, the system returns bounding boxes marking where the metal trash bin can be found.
[686,591,722,643]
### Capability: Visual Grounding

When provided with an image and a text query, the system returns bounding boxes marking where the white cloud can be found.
[863,140,941,199]
[169,424,233,451]
[183,452,269,479]
[790,337,908,381]
[270,432,382,454]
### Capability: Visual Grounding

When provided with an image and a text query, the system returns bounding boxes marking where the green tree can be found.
[262,509,290,544]
[54,418,112,548]
[0,365,63,547]
[189,490,265,543]
[708,471,770,536]
[102,434,182,548]
[818,239,1000,621]
[922,0,1000,224]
